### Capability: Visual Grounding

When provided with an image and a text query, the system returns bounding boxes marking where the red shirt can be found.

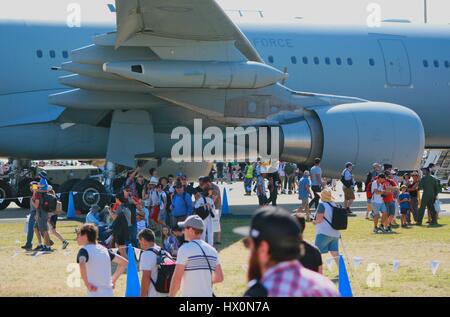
[382,179,397,203]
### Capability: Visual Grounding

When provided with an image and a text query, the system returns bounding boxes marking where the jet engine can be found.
[279,102,425,179]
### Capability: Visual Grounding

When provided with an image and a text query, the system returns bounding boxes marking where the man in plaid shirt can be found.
[240,207,339,297]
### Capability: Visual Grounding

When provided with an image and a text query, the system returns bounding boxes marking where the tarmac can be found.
[0,180,448,222]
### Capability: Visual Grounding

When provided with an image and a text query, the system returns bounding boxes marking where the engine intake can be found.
[280,102,425,179]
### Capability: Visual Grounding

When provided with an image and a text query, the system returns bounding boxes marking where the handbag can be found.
[434,199,441,213]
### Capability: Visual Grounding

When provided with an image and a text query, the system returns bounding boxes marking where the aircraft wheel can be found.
[72,179,108,214]
[0,180,12,210]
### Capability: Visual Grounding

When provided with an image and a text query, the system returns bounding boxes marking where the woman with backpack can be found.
[193,187,215,246]
[313,188,341,265]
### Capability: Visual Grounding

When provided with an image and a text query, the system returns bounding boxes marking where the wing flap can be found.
[114,0,262,62]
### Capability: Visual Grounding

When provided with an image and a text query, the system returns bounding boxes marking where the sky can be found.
[1,0,449,26]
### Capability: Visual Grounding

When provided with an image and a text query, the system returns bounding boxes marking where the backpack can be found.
[366,180,374,199]
[194,197,210,220]
[323,202,348,230]
[284,163,295,175]
[41,193,57,213]
[147,248,176,294]
[341,170,353,188]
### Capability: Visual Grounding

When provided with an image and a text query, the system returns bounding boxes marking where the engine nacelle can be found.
[280,102,425,179]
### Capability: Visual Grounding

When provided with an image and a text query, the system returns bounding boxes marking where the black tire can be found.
[112,177,126,194]
[59,179,81,212]
[72,179,108,214]
[0,180,12,210]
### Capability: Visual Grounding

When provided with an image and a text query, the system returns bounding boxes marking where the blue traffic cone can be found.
[125,244,141,297]
[66,192,76,219]
[222,187,230,216]
[338,255,353,297]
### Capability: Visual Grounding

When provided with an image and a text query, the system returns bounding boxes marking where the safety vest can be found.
[245,165,254,179]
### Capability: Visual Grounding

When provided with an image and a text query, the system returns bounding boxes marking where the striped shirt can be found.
[261,260,339,297]
[176,239,219,297]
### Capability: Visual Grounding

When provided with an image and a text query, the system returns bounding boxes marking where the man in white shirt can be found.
[138,228,168,297]
[193,187,215,246]
[169,215,224,297]
[76,224,128,297]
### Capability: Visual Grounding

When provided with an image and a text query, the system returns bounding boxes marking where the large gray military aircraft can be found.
[1,0,448,211]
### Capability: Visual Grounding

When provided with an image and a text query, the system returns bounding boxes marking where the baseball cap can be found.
[345,162,354,168]
[234,206,301,250]
[198,176,211,183]
[177,215,205,231]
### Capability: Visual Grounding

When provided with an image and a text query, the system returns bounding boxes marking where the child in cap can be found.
[398,185,411,228]
[38,171,49,192]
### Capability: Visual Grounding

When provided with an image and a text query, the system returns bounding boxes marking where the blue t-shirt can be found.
[399,192,410,209]
[298,177,311,199]
[39,178,48,191]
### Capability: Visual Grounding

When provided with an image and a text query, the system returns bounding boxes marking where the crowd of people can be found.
[17,158,445,298]
[75,206,339,297]
[70,162,343,297]
[83,167,224,260]
[365,163,442,232]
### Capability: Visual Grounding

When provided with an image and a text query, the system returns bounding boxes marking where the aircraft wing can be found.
[114,0,263,62]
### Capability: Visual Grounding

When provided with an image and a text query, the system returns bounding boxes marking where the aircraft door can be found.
[378,39,411,87]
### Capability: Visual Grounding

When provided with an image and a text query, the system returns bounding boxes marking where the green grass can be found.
[0,216,449,297]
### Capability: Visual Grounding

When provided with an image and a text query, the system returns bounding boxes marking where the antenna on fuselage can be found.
[424,0,428,24]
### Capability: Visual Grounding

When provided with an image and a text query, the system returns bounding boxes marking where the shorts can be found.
[343,187,355,200]
[371,202,386,216]
[49,214,58,229]
[315,234,339,254]
[384,202,395,216]
[400,208,409,215]
[36,211,48,232]
[217,172,224,179]
[150,206,160,222]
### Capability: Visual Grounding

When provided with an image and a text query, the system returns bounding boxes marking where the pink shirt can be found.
[261,260,340,297]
